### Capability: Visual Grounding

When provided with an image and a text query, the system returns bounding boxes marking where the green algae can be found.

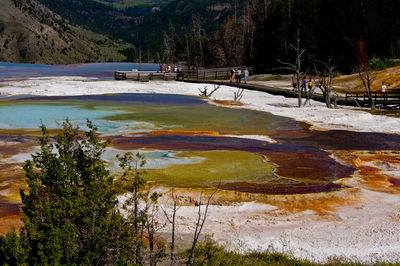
[144,150,279,187]
[105,104,290,136]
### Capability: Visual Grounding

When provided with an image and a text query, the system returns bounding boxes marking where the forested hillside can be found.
[1,0,399,71]
[0,0,131,64]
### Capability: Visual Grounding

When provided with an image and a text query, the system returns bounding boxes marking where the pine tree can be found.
[1,120,135,264]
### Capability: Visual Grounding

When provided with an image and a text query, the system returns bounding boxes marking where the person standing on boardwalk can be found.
[244,68,249,84]
[230,68,235,83]
[236,68,242,83]
[307,78,313,92]
[382,82,387,93]
[302,78,307,93]
[382,81,387,101]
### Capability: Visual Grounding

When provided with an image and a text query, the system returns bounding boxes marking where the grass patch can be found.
[249,74,286,82]
[176,240,379,265]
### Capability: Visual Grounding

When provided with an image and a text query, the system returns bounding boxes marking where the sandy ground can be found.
[1,77,400,263]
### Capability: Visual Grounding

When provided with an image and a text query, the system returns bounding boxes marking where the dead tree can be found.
[138,47,142,70]
[186,188,218,265]
[184,27,191,67]
[314,59,336,108]
[144,192,163,266]
[277,30,306,107]
[198,84,220,97]
[192,14,204,67]
[163,33,173,64]
[233,88,244,101]
[354,36,375,110]
[161,188,179,266]
[356,63,376,110]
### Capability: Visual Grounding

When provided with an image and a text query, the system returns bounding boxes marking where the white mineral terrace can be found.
[1,77,400,263]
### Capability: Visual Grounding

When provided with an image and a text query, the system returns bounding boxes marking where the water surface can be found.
[0,62,158,81]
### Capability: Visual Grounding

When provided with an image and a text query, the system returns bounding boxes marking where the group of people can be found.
[292,76,314,93]
[230,68,250,84]
[159,64,182,73]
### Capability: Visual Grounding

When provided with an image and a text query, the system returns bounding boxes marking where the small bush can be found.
[369,57,386,70]
[368,57,400,70]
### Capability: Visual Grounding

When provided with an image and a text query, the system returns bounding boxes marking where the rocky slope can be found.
[0,0,131,64]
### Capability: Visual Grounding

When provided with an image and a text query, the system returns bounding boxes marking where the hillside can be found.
[93,0,173,9]
[0,0,240,64]
[0,0,131,64]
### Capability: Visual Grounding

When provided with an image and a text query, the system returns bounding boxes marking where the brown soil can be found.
[0,214,24,235]
[333,65,400,93]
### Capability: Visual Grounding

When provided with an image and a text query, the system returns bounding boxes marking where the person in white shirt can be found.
[382,82,387,101]
[244,68,249,84]
[381,82,387,93]
[236,68,242,83]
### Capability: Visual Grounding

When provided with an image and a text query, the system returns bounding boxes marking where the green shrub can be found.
[369,57,387,70]
[368,57,400,70]
[191,240,314,265]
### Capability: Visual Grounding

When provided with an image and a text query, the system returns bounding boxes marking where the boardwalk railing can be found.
[115,67,252,81]
[345,91,400,109]
[114,71,177,81]
[179,66,252,80]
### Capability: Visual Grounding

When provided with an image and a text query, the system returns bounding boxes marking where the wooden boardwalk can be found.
[180,66,251,80]
[114,66,251,82]
[345,91,400,109]
[183,79,400,109]
[114,67,399,109]
[114,71,177,81]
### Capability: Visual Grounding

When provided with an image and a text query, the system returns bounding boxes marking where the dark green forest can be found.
[170,0,400,73]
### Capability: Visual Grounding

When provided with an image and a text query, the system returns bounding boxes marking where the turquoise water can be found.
[0,104,142,132]
[0,93,289,136]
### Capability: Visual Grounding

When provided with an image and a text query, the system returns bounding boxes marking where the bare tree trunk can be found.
[186,189,218,265]
[170,200,176,266]
[163,33,172,64]
[296,31,304,107]
[162,189,178,266]
[138,47,142,70]
[357,64,376,110]
[192,15,204,67]
[314,59,335,108]
[277,29,305,107]
[185,28,191,67]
